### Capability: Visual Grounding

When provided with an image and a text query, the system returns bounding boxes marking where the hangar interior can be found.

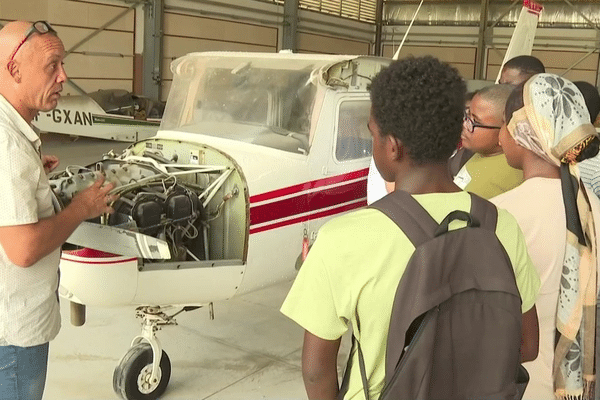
[1,1,600,399]
[2,0,599,103]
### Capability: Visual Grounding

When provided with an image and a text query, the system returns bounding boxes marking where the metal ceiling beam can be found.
[64,2,138,58]
[563,0,599,31]
[143,0,163,100]
[62,2,139,95]
[488,0,520,29]
[474,0,490,79]
[283,0,299,51]
[375,0,384,55]
[560,48,598,77]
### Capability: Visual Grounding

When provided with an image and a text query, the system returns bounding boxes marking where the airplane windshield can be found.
[161,55,325,154]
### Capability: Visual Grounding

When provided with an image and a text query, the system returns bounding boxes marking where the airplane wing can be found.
[495,0,543,83]
[66,222,171,259]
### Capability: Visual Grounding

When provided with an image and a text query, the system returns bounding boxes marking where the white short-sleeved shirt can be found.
[0,94,61,347]
[366,158,388,205]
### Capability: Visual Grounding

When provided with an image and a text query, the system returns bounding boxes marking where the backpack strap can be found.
[370,191,497,245]
[338,318,370,400]
[369,190,439,248]
[342,191,443,400]
[448,147,474,177]
[340,191,437,400]
[468,192,498,232]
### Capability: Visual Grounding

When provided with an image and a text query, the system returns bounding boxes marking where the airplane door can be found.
[306,95,372,241]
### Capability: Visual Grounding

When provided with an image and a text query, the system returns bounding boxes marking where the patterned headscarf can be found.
[507,73,598,399]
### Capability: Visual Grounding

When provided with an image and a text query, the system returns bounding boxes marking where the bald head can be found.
[0,21,33,74]
[0,20,66,123]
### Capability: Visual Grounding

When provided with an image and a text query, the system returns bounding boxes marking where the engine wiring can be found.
[51,153,239,263]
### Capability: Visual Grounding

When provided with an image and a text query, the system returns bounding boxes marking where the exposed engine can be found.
[49,150,235,262]
[107,181,207,261]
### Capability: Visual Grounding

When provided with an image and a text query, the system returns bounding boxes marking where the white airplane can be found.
[33,89,163,142]
[49,51,390,400]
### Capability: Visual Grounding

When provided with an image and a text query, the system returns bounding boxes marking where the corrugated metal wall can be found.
[2,0,599,99]
[1,0,135,96]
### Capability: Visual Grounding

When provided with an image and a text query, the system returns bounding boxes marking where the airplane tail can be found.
[495,0,543,83]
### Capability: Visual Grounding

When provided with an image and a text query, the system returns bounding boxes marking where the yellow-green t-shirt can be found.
[280,191,540,400]
[454,153,524,199]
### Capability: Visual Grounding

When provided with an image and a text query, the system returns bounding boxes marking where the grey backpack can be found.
[340,190,527,400]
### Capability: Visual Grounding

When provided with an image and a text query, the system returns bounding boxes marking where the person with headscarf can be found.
[491,74,600,400]
[573,81,600,198]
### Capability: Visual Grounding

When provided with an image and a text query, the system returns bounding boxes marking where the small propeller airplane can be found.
[33,89,163,142]
[50,51,390,400]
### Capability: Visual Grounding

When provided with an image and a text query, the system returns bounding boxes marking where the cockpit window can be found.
[161,55,323,154]
[335,100,372,161]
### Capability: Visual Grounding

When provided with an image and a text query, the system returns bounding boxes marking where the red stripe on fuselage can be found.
[60,256,137,265]
[250,179,367,226]
[249,168,369,203]
[249,169,370,233]
[249,200,367,235]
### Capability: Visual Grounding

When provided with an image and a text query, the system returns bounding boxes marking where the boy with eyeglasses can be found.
[0,21,117,400]
[451,83,524,199]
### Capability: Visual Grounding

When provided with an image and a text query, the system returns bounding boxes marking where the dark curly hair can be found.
[370,56,466,164]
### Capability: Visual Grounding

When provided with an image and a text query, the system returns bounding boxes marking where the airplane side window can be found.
[335,100,372,161]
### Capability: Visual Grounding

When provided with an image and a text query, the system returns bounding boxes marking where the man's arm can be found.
[302,330,342,400]
[0,176,117,267]
[41,154,59,174]
[520,305,539,362]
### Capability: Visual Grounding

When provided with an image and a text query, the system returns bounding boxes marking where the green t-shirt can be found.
[280,191,540,400]
[454,153,524,199]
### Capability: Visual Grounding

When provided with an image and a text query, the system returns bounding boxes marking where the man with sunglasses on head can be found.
[0,21,118,400]
[451,83,523,199]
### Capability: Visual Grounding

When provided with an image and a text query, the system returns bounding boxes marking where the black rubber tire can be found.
[113,343,171,400]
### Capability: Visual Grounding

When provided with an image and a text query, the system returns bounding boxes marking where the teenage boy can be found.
[281,56,540,400]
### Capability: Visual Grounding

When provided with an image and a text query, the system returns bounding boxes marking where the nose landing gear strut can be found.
[112,305,201,400]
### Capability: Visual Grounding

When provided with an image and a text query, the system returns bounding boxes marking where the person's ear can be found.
[388,135,404,161]
[6,60,21,83]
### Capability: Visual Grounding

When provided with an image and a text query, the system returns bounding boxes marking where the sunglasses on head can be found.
[8,21,57,64]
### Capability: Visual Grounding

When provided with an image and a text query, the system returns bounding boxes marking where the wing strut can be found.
[392,0,425,61]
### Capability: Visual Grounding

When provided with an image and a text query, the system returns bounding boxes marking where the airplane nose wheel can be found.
[113,306,180,400]
[113,305,201,399]
[113,343,171,400]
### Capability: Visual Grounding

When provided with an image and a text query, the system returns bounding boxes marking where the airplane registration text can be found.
[34,109,93,126]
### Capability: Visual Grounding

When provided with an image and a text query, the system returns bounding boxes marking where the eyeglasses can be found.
[463,110,501,133]
[8,21,57,64]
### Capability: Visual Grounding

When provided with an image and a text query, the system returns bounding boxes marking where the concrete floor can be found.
[45,280,309,400]
[38,134,350,399]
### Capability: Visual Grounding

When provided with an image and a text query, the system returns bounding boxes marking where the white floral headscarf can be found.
[507,73,598,400]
